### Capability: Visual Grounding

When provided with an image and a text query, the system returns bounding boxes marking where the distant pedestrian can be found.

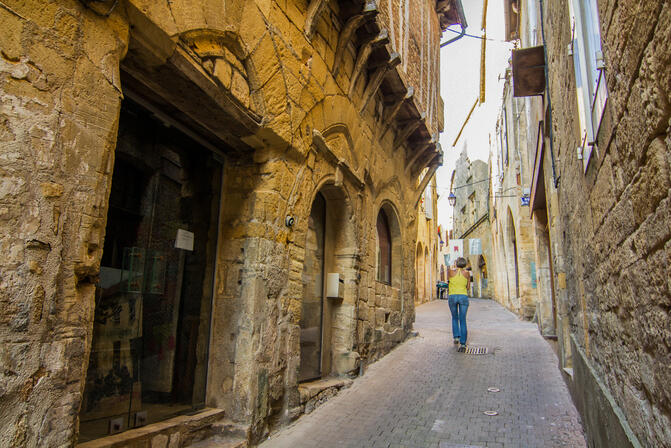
[448,257,470,351]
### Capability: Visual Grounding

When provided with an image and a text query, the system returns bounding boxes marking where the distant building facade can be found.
[450,149,492,298]
[415,174,439,304]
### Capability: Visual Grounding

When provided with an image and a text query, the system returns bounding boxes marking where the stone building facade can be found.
[450,148,492,298]
[500,0,671,446]
[414,174,439,304]
[490,69,538,320]
[0,0,464,446]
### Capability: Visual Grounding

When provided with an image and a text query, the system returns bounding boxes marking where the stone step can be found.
[186,436,247,448]
[186,420,249,448]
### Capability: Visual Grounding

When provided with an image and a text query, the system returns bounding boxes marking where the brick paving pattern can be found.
[259,299,587,448]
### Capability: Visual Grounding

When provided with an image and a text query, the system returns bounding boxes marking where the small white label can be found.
[175,229,194,251]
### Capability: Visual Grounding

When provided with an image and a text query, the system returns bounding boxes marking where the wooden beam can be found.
[405,138,435,173]
[414,161,441,209]
[380,86,413,139]
[359,51,400,113]
[304,0,329,40]
[392,114,424,153]
[411,143,442,178]
[348,29,389,97]
[332,0,378,77]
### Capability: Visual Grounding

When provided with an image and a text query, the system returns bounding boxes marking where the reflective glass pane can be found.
[79,102,221,442]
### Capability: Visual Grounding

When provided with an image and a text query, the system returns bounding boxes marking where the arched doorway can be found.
[415,243,424,303]
[300,192,326,381]
[506,209,520,300]
[300,184,356,381]
[478,254,488,298]
[424,247,429,302]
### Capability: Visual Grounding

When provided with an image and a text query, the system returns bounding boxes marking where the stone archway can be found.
[424,247,430,303]
[300,182,357,381]
[506,208,520,307]
[415,243,424,304]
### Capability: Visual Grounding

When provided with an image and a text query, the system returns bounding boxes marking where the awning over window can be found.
[512,46,546,97]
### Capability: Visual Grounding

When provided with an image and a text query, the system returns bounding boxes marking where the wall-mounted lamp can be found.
[448,192,456,207]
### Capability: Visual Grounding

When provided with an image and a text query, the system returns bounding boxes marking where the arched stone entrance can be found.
[300,183,357,381]
[424,247,429,302]
[506,208,520,304]
[415,243,424,304]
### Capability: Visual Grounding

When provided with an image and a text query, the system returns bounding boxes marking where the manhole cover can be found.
[464,346,488,355]
[483,410,499,416]
[487,387,500,393]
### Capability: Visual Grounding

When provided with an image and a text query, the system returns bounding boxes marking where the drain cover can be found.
[464,346,488,355]
[439,444,485,448]
[483,410,499,416]
[487,387,501,393]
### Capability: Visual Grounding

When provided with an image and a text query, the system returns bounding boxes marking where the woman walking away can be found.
[448,257,470,352]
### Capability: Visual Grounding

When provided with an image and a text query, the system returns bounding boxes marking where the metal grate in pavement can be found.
[464,346,488,355]
[439,443,485,448]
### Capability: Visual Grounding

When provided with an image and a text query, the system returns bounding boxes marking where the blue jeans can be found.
[448,294,469,344]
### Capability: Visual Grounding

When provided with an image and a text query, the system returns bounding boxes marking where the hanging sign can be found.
[448,239,464,264]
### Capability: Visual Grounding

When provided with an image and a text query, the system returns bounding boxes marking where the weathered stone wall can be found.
[490,77,538,319]
[0,0,451,446]
[0,2,128,446]
[539,0,671,446]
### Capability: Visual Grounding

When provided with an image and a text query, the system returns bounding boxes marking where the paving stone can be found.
[260,299,587,448]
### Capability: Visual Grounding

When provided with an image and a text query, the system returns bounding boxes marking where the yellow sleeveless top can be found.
[449,269,468,296]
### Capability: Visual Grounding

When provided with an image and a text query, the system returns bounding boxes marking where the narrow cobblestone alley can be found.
[260,299,586,448]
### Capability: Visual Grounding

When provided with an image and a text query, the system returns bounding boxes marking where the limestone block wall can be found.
[0,0,451,445]
[540,0,671,446]
[490,78,537,319]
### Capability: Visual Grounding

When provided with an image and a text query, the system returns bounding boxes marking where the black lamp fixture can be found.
[448,192,456,207]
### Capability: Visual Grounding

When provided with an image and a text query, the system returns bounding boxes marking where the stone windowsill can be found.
[76,408,226,448]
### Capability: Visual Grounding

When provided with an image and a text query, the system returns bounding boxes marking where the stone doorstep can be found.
[77,408,231,448]
[298,377,354,405]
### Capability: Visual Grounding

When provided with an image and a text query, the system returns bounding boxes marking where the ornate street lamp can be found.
[448,192,456,207]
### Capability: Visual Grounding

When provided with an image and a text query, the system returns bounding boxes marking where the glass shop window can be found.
[376,210,392,284]
[78,101,221,442]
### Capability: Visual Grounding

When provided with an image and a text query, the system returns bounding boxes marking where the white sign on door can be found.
[175,229,195,251]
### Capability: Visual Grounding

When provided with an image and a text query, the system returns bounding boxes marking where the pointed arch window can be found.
[376,210,392,284]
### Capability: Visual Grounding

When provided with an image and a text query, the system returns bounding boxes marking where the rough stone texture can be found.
[0,0,457,446]
[449,148,494,298]
[490,77,539,320]
[496,0,671,446]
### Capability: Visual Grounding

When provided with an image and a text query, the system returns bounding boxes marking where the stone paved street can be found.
[259,299,586,448]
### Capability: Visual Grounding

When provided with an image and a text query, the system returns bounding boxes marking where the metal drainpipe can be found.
[440,0,468,48]
[538,0,560,188]
[440,24,467,47]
